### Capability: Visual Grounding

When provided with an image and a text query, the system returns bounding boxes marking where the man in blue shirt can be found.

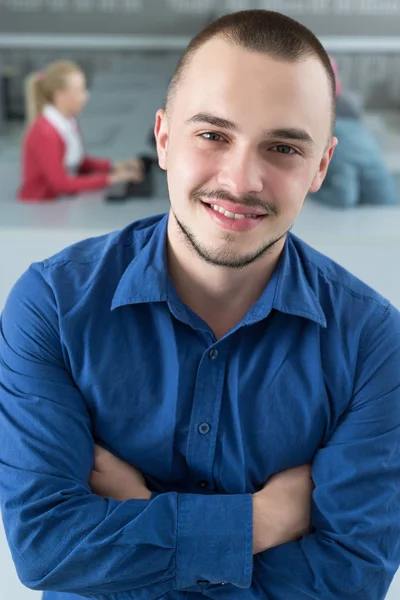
[1,9,400,600]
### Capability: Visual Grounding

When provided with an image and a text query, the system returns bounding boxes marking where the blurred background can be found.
[1,1,400,598]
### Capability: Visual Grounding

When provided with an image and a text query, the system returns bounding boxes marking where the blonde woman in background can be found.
[19,60,143,202]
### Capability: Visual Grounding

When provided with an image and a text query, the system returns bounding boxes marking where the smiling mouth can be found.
[202,201,265,220]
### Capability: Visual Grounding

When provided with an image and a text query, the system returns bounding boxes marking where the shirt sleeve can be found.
[205,302,400,600]
[0,263,252,599]
[79,155,112,175]
[33,128,110,194]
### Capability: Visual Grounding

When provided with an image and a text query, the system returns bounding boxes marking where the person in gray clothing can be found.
[310,57,398,207]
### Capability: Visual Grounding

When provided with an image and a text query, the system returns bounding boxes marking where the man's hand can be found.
[252,464,314,554]
[89,444,151,501]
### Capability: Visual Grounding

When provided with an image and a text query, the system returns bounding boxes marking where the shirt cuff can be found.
[175,493,253,589]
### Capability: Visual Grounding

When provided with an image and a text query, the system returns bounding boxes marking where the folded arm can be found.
[217,302,400,599]
[97,302,400,600]
[0,264,252,599]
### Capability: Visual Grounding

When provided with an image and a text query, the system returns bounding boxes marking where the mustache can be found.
[190,188,278,216]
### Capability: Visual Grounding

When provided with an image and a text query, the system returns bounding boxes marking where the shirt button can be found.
[209,349,219,360]
[198,480,209,488]
[198,422,211,435]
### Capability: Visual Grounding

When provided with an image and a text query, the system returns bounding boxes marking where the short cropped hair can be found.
[166,10,336,131]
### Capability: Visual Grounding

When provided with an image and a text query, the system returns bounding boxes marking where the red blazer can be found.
[18,115,112,201]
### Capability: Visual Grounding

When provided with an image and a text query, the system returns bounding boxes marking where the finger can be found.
[94,444,103,456]
[88,470,103,494]
[93,444,115,470]
[95,444,117,458]
[89,470,115,498]
[94,444,109,461]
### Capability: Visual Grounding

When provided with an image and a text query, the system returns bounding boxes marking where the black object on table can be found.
[106,154,156,202]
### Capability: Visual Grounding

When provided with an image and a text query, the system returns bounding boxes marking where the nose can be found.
[217,144,264,197]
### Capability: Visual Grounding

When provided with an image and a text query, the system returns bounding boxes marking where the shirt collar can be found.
[271,234,327,327]
[43,104,76,136]
[111,215,170,310]
[111,215,326,328]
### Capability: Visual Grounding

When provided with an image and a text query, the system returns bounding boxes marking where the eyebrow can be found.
[266,128,315,147]
[186,112,315,147]
[186,112,239,132]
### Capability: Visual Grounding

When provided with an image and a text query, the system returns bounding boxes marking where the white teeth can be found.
[209,203,259,220]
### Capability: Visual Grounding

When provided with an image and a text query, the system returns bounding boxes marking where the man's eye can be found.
[200,132,224,142]
[272,145,297,155]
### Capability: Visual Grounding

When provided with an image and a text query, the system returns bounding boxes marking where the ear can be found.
[154,109,169,171]
[308,136,338,193]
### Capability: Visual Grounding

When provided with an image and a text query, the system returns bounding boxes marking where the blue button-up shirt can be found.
[1,213,400,600]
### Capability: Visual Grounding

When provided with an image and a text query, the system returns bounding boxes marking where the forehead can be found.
[173,37,331,141]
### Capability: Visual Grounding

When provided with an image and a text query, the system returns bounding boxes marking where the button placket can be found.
[186,345,225,488]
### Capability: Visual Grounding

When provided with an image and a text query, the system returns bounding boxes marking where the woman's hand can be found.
[109,169,142,185]
[114,158,144,182]
[89,444,151,501]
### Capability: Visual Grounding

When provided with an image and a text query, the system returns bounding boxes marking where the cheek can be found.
[168,142,216,194]
[265,160,315,205]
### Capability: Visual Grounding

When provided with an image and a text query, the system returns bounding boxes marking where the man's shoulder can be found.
[291,234,391,314]
[3,215,167,337]
[41,213,166,272]
[6,214,167,324]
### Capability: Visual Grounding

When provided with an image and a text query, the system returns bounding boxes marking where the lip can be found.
[202,202,266,232]
[201,199,266,216]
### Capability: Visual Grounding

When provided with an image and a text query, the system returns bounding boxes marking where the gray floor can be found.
[1,52,400,600]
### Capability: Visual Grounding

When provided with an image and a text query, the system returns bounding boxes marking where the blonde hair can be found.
[25,60,82,125]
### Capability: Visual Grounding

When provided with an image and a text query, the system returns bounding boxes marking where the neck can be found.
[51,103,72,119]
[167,214,285,338]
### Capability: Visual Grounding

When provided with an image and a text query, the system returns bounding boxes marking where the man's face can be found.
[155,38,336,268]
